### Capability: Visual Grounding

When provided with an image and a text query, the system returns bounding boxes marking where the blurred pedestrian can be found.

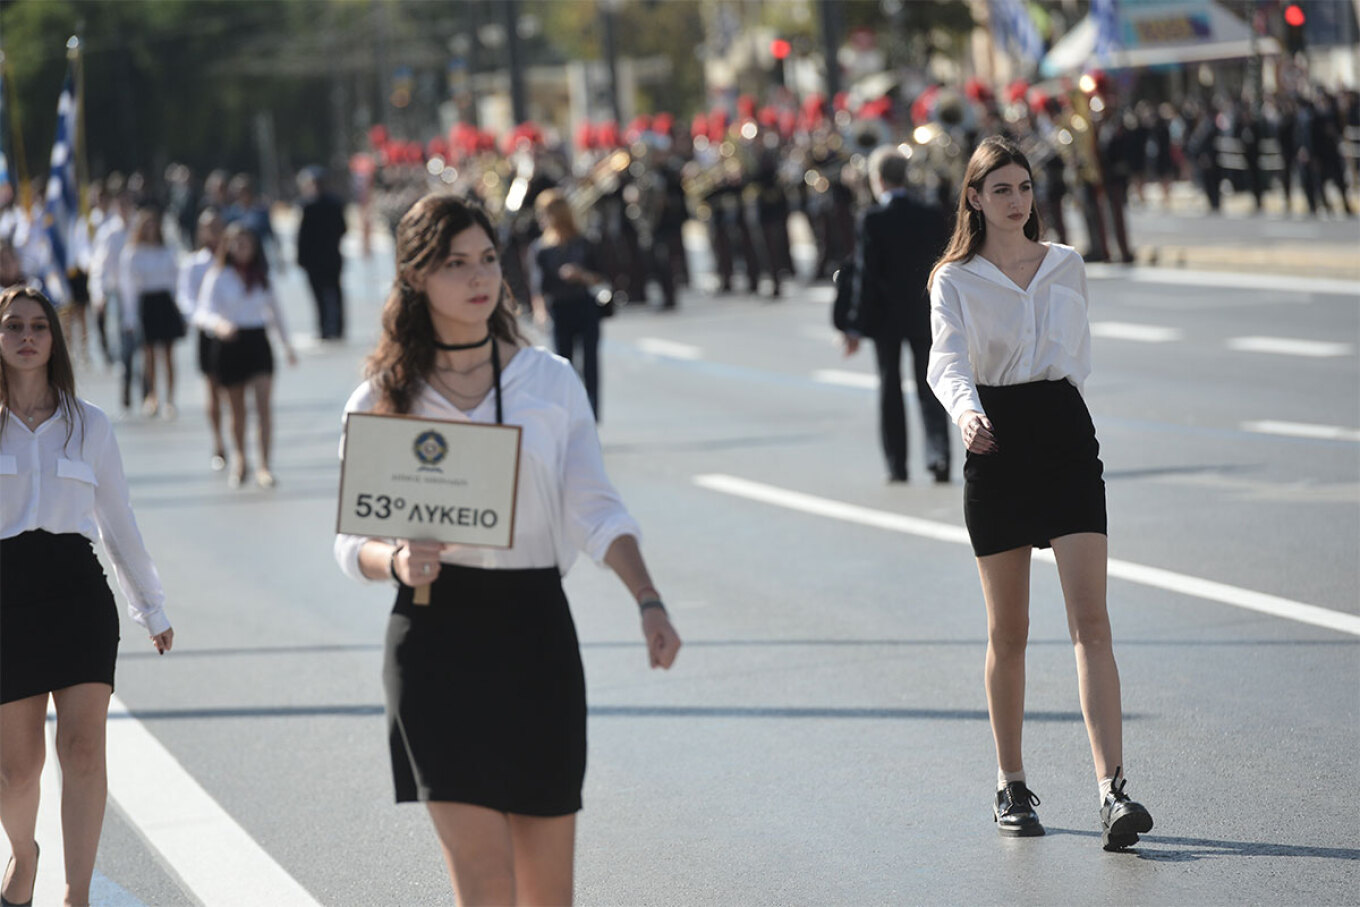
[0,285,174,907]
[333,194,680,905]
[835,146,952,484]
[178,209,228,470]
[530,190,608,419]
[0,238,32,289]
[926,136,1153,850]
[197,223,296,489]
[120,210,184,418]
[295,167,349,340]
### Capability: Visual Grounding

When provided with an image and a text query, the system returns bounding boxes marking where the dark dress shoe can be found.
[1,841,38,907]
[1100,767,1153,851]
[929,462,950,484]
[994,782,1044,837]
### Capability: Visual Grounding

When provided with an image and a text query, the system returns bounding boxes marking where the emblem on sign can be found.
[414,430,449,467]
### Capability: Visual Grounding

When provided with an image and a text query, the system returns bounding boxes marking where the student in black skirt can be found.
[335,194,681,905]
[178,210,227,470]
[926,137,1154,851]
[0,286,174,906]
[197,223,296,488]
[119,210,184,419]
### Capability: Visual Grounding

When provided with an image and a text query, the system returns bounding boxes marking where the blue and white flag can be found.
[1091,0,1122,63]
[0,66,10,197]
[989,0,1046,66]
[43,68,78,298]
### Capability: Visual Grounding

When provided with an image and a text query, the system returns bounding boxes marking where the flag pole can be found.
[0,50,33,211]
[68,33,88,221]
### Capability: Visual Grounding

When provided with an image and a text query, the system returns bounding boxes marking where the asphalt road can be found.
[11,218,1359,906]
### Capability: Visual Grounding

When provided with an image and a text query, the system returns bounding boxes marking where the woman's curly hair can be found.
[365,194,525,414]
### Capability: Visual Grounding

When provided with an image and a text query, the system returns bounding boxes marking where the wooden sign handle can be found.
[414,584,431,605]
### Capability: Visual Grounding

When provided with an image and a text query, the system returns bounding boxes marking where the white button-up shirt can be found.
[927,242,1092,424]
[0,400,171,634]
[334,346,640,582]
[196,266,290,344]
[177,248,215,318]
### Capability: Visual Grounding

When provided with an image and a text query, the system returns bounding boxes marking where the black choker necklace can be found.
[433,334,492,351]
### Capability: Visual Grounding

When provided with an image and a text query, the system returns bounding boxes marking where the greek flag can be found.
[989,0,1046,65]
[43,68,78,297]
[0,67,10,196]
[1091,0,1121,62]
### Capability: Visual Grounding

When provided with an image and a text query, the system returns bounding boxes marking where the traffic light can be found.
[1284,3,1306,55]
[770,38,791,87]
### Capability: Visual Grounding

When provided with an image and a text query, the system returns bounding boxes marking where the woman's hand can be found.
[558,263,585,284]
[393,540,443,586]
[641,608,681,669]
[214,322,237,341]
[151,628,174,654]
[958,410,999,454]
[285,347,299,367]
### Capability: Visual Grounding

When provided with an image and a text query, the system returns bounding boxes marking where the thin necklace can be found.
[433,333,492,352]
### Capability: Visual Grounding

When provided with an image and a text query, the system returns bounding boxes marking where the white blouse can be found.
[927,242,1092,424]
[334,346,640,582]
[196,266,290,344]
[176,248,215,318]
[0,400,171,635]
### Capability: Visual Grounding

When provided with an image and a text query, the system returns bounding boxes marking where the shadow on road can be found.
[1046,827,1360,862]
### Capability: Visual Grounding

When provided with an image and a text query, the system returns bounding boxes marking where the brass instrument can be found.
[566,149,632,223]
[681,142,743,221]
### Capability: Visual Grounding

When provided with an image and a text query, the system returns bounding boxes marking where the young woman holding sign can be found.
[334,194,680,905]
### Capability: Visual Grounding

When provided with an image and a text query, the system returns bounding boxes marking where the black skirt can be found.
[963,380,1107,557]
[383,565,587,816]
[212,327,273,387]
[0,530,120,704]
[197,329,216,377]
[139,290,185,344]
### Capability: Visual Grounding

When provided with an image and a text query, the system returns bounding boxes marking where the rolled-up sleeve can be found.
[333,383,390,584]
[90,415,171,635]
[560,376,640,564]
[927,272,984,424]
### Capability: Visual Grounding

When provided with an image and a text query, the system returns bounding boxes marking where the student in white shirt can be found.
[177,209,227,471]
[197,222,296,488]
[120,210,183,418]
[0,286,174,907]
[334,194,680,905]
[927,136,1153,851]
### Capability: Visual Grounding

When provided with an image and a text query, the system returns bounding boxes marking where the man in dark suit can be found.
[296,167,348,340]
[834,146,952,483]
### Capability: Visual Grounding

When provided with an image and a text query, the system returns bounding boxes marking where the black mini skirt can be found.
[963,380,1107,557]
[139,290,185,344]
[383,564,587,816]
[212,327,273,387]
[0,530,120,703]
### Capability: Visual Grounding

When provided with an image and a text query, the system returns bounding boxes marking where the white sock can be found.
[1099,775,1116,804]
[998,768,1026,791]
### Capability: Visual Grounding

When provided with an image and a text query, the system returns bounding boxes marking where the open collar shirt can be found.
[0,400,171,634]
[927,242,1092,424]
[334,346,640,582]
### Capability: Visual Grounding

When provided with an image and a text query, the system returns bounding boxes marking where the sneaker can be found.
[994,782,1044,837]
[256,468,277,489]
[210,452,227,472]
[141,398,158,418]
[160,402,177,421]
[1100,767,1153,851]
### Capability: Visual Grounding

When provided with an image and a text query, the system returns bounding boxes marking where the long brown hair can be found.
[0,285,82,449]
[928,136,1044,291]
[535,189,580,246]
[215,222,271,291]
[365,193,525,414]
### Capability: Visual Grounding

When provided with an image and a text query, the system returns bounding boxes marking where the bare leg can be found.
[1050,533,1123,779]
[976,546,1033,773]
[142,344,158,410]
[425,802,515,905]
[251,375,274,473]
[52,683,111,907]
[0,694,47,906]
[508,813,576,906]
[162,346,176,411]
[225,384,248,482]
[206,378,225,459]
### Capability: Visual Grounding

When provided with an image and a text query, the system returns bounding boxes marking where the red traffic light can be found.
[1284,4,1305,27]
[771,38,791,60]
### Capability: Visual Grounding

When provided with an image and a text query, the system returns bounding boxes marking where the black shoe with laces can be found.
[1100,766,1153,851]
[994,781,1044,837]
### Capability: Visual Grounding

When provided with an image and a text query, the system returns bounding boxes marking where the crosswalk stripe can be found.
[1226,336,1354,357]
[635,337,703,360]
[1090,322,1183,342]
[1242,420,1360,442]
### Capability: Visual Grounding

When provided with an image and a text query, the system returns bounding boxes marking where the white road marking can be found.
[1089,321,1183,342]
[1088,265,1360,297]
[635,337,704,360]
[812,369,918,392]
[103,692,321,905]
[1242,420,1360,442]
[1225,336,1354,357]
[694,473,1360,638]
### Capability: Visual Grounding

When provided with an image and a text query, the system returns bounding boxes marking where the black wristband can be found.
[638,598,666,615]
[389,544,404,583]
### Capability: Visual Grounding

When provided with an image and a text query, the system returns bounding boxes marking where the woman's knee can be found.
[0,747,45,792]
[988,619,1030,656]
[55,729,106,778]
[1068,610,1113,648]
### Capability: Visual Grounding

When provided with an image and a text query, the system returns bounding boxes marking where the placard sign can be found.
[336,412,521,548]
